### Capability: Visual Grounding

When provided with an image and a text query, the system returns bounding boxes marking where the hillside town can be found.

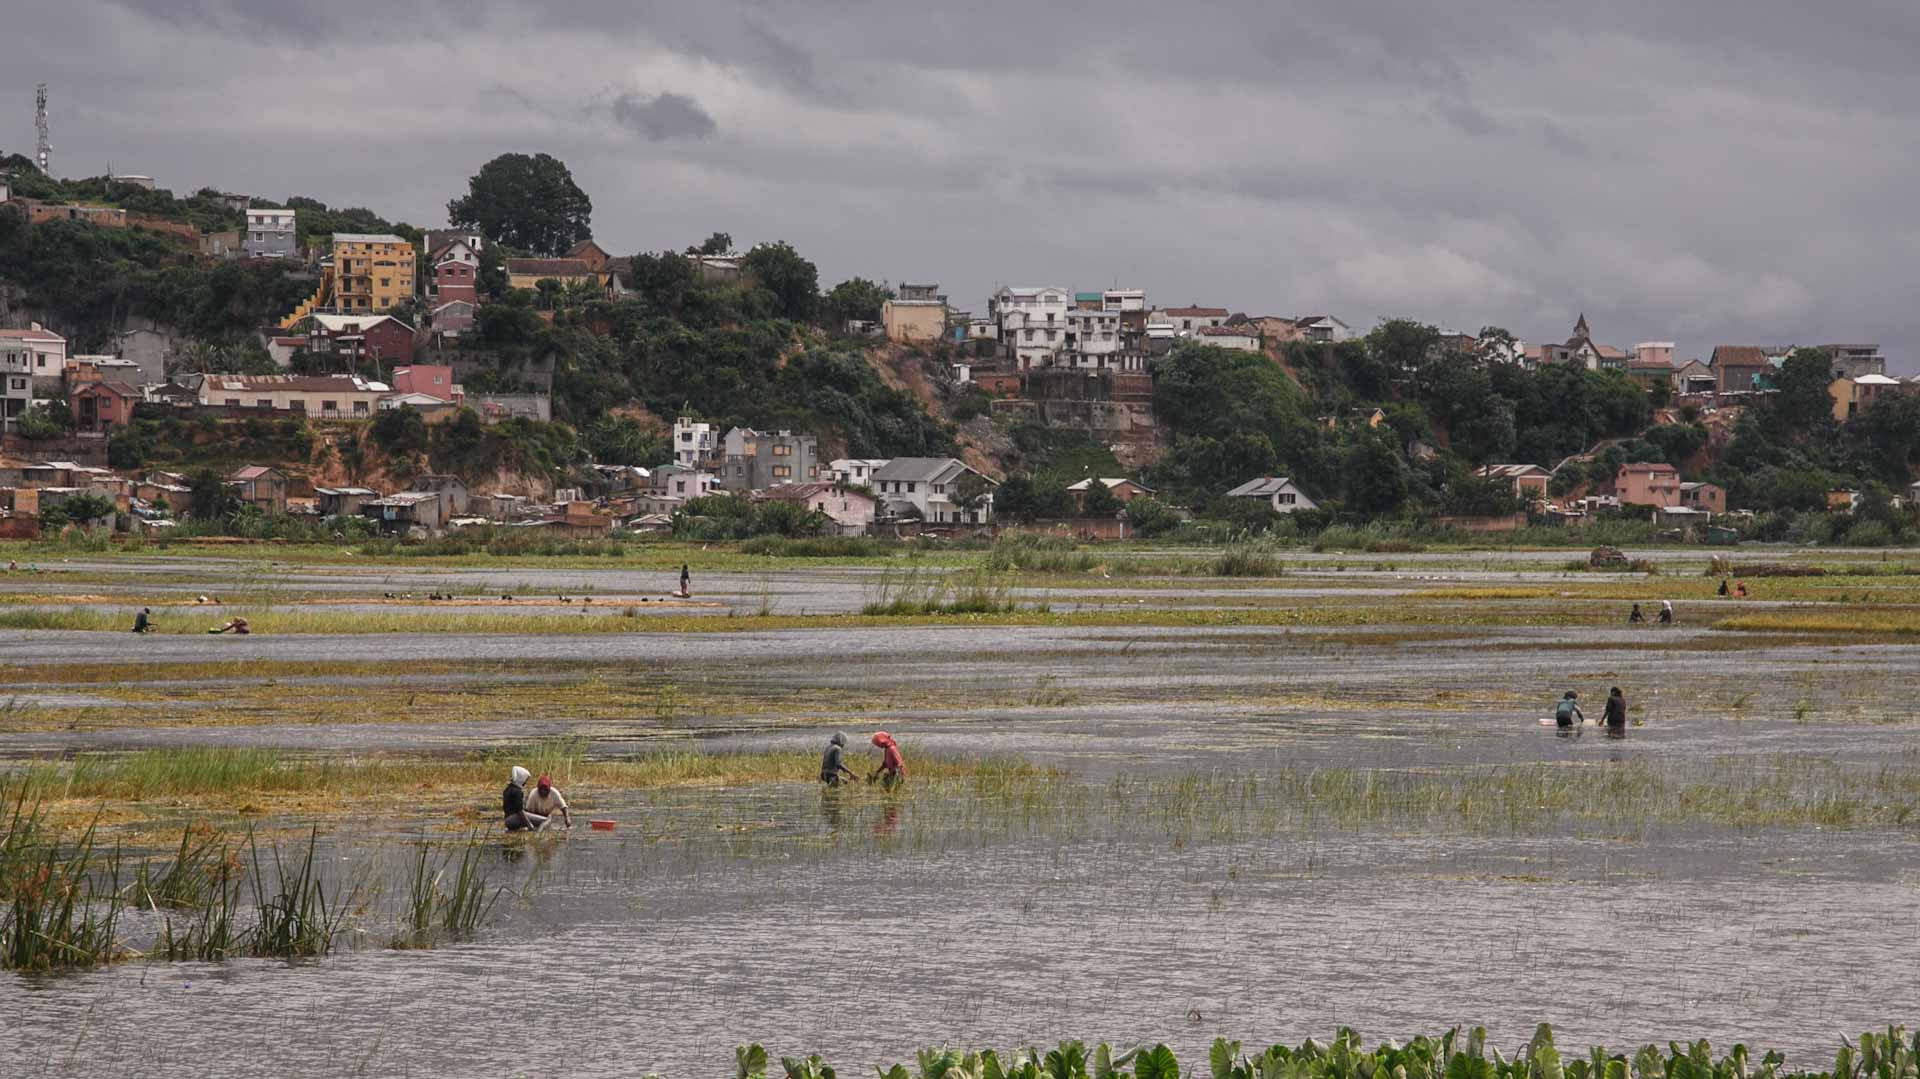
[3,153,1919,545]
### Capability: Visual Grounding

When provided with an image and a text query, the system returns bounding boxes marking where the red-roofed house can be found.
[228,465,289,514]
[1710,346,1771,394]
[69,380,139,434]
[390,364,462,403]
[1615,462,1682,508]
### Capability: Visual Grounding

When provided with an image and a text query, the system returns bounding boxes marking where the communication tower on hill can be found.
[35,83,52,175]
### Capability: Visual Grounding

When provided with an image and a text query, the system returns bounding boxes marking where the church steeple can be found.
[1573,312,1591,339]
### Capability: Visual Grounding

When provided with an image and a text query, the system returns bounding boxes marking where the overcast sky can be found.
[7,0,1919,370]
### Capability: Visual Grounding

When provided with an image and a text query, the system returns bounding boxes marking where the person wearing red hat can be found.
[523,774,572,828]
[869,731,905,789]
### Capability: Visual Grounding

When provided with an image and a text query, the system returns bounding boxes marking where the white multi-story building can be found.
[828,458,889,486]
[990,286,1072,371]
[0,323,69,394]
[672,417,716,468]
[1,343,32,432]
[1062,308,1124,368]
[1102,288,1147,312]
[873,457,996,525]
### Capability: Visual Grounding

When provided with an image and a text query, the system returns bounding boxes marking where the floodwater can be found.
[6,552,1920,1076]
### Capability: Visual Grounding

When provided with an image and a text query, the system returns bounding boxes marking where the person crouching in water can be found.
[1627,603,1645,624]
[502,766,548,832]
[1657,600,1674,624]
[524,774,571,829]
[1554,691,1584,735]
[820,732,858,787]
[1603,686,1629,737]
[869,731,906,788]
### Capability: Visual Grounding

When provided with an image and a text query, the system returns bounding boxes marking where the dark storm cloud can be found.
[611,92,718,142]
[7,0,1920,368]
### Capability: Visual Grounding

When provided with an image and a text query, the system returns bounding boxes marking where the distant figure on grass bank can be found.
[1603,686,1629,737]
[502,766,547,832]
[678,564,691,598]
[1735,580,1748,599]
[1554,691,1585,734]
[1658,600,1674,624]
[819,732,859,787]
[869,731,906,788]
[524,775,572,829]
[208,617,250,635]
[131,607,154,633]
[1628,603,1645,624]
[1718,578,1730,597]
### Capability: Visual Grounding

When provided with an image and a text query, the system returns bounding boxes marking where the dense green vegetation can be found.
[734,1026,1920,1079]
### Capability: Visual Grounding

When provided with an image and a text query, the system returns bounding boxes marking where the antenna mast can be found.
[34,83,51,175]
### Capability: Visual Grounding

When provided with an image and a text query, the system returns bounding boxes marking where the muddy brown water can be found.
[6,557,1920,1076]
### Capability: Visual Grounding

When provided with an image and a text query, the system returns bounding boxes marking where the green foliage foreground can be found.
[733,1026,1920,1079]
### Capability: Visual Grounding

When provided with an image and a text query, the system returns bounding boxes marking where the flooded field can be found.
[4,545,1919,1076]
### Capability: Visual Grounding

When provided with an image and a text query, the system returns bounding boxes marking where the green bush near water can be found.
[737,1025,1920,1079]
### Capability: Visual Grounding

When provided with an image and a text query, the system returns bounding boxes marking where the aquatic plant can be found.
[732,1027,1920,1079]
[395,837,501,948]
[246,827,355,958]
[0,812,123,971]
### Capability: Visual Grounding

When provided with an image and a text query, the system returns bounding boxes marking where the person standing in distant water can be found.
[679,564,691,598]
[819,732,858,787]
[1554,691,1584,734]
[869,731,906,788]
[1603,686,1629,737]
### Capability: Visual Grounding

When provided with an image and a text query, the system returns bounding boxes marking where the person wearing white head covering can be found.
[502,766,548,831]
[1658,600,1674,624]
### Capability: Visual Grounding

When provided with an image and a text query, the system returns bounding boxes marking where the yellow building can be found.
[331,233,415,313]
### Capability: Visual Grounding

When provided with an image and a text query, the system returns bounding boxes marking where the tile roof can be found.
[1711,345,1768,366]
[1163,306,1229,317]
[331,233,409,245]
[207,374,386,393]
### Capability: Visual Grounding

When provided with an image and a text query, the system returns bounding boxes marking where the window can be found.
[1278,493,1296,505]
[772,444,791,457]
[353,401,369,414]
[224,398,240,406]
[256,399,273,408]
[772,465,791,478]
[907,482,917,493]
[322,401,338,412]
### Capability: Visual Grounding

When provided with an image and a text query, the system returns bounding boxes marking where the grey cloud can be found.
[8,0,1920,369]
[611,92,718,142]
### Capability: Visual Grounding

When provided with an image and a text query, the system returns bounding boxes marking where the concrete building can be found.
[1830,374,1901,421]
[504,258,595,292]
[244,208,297,258]
[1672,359,1718,395]
[717,428,820,491]
[1061,308,1125,368]
[1102,288,1147,312]
[1820,344,1886,379]
[330,234,416,315]
[1224,476,1318,513]
[1615,462,1682,508]
[0,323,70,393]
[198,374,389,419]
[1709,346,1772,394]
[873,457,995,524]
[882,283,948,344]
[827,458,888,486]
[1475,464,1551,500]
[430,238,481,306]
[756,482,876,536]
[1,343,31,433]
[305,312,416,366]
[1065,477,1154,505]
[228,466,289,514]
[990,286,1072,371]
[68,379,139,434]
[1157,306,1230,334]
[391,365,461,402]
[672,417,716,468]
[1292,315,1354,343]
[1679,481,1726,515]
[1194,325,1261,352]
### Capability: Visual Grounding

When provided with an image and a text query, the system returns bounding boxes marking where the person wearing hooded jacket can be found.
[502,766,548,832]
[819,732,858,786]
[869,731,906,788]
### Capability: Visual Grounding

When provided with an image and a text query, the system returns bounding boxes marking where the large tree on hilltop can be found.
[447,153,592,257]
[741,241,818,322]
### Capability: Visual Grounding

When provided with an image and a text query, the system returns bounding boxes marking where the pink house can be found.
[390,364,462,403]
[1616,462,1682,508]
